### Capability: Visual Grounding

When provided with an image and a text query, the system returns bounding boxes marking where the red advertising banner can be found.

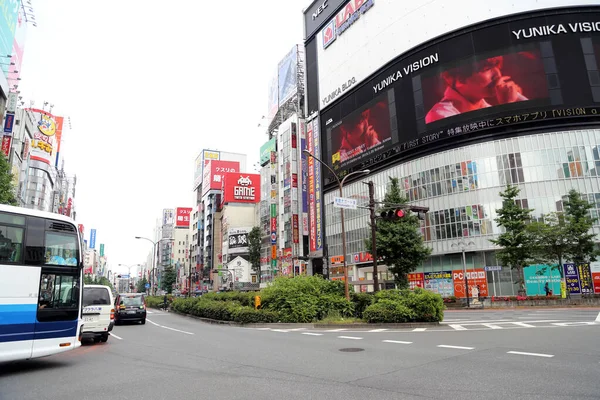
[202,160,240,196]
[1,135,12,157]
[292,214,299,243]
[292,173,298,188]
[270,217,277,232]
[408,273,424,289]
[452,269,489,298]
[176,207,193,227]
[593,273,600,294]
[222,172,261,204]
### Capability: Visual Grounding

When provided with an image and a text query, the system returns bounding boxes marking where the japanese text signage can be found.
[89,229,97,249]
[228,228,250,253]
[564,263,581,295]
[202,160,240,196]
[176,207,193,228]
[222,172,261,204]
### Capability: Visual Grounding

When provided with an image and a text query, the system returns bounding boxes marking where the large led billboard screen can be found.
[320,9,600,185]
[314,0,600,110]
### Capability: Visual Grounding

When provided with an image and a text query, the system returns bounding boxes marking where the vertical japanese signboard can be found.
[563,263,581,295]
[408,273,424,290]
[307,119,316,253]
[313,118,323,252]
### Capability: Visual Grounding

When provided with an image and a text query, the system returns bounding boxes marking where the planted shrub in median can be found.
[165,277,443,325]
[363,288,444,323]
[259,275,354,323]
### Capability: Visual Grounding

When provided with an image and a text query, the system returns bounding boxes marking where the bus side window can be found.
[38,274,80,309]
[0,225,24,263]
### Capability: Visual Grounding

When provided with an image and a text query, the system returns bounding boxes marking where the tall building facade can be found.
[191,150,247,290]
[303,0,600,296]
[259,45,309,284]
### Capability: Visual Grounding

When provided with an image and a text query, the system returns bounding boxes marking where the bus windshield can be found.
[45,232,80,266]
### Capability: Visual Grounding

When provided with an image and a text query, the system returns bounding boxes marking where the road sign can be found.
[145,283,150,289]
[333,197,358,210]
[121,274,130,279]
[484,266,502,272]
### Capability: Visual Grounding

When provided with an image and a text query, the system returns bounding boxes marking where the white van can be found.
[81,285,115,343]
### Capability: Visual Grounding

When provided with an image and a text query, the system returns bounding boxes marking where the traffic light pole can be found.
[367,181,379,292]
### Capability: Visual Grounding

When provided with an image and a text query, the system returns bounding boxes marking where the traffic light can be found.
[380,208,405,221]
[117,274,122,278]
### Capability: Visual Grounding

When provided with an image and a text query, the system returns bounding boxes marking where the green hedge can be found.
[145,296,165,309]
[363,288,444,323]
[259,276,354,323]
[157,278,443,325]
[169,297,277,324]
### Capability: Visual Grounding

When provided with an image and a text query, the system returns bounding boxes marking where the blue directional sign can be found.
[145,283,150,289]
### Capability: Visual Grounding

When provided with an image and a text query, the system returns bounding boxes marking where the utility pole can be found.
[367,181,379,292]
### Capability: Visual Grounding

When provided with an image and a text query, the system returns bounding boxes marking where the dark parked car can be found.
[114,293,146,325]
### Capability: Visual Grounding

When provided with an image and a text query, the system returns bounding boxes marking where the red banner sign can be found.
[222,172,261,204]
[452,269,489,298]
[292,214,299,243]
[1,135,11,157]
[176,207,193,227]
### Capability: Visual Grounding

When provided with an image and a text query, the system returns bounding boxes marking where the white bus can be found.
[0,204,84,363]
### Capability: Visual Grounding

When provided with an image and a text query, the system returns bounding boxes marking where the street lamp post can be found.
[451,241,476,308]
[136,236,175,296]
[118,263,141,293]
[303,149,370,301]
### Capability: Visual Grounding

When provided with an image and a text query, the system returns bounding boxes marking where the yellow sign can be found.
[203,150,219,160]
[254,295,261,309]
[37,115,56,137]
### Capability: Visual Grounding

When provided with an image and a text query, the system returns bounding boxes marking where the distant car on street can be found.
[114,293,146,325]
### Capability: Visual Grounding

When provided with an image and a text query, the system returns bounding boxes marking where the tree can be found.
[161,265,177,294]
[136,277,149,293]
[564,189,599,266]
[248,226,262,284]
[365,177,431,288]
[0,153,17,206]
[489,185,534,289]
[527,212,569,278]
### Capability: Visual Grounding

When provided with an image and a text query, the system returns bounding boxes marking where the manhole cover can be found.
[339,348,364,352]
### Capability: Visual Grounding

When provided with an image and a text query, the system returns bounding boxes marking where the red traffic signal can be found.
[380,208,406,221]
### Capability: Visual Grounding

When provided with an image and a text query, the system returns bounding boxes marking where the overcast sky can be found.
[18,0,309,275]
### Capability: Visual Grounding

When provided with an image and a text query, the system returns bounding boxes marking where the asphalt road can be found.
[1,308,599,400]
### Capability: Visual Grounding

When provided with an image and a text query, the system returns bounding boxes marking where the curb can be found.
[167,310,439,329]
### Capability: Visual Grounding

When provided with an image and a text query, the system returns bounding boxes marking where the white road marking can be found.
[252,328,271,330]
[552,322,597,327]
[337,336,363,340]
[382,340,412,344]
[507,351,554,358]
[161,326,194,335]
[412,328,427,332]
[368,329,388,332]
[441,319,512,324]
[146,310,153,314]
[596,312,600,323]
[271,329,290,332]
[302,332,323,336]
[437,345,475,350]
[482,324,503,330]
[146,319,194,335]
[326,329,347,332]
[287,328,307,331]
[513,322,535,328]
[449,324,468,331]
[109,333,123,340]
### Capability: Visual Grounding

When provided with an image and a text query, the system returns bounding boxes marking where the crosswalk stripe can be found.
[512,322,535,328]
[482,324,503,329]
[449,324,467,331]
